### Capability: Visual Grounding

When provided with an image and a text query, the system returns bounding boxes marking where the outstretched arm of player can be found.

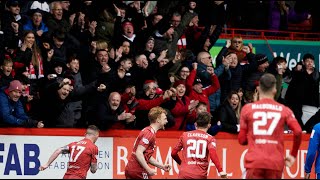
[285,114,302,167]
[39,146,69,171]
[149,156,171,171]
[135,145,157,176]
[305,125,320,177]
[171,148,181,165]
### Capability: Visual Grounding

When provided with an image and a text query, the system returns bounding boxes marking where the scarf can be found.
[28,53,44,79]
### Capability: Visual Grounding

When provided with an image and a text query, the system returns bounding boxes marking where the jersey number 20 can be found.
[186,139,207,158]
[70,145,85,162]
[253,111,281,135]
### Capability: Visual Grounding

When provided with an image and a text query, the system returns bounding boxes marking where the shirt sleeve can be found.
[305,124,320,173]
[171,134,184,165]
[91,145,98,164]
[208,138,223,172]
[285,107,302,157]
[238,105,249,145]
[138,130,154,149]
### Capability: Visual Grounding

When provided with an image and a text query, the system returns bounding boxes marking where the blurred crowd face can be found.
[96,50,109,65]
[54,66,63,74]
[228,93,240,110]
[108,93,121,111]
[176,84,186,97]
[122,41,131,55]
[24,32,36,48]
[179,67,190,80]
[32,12,43,27]
[9,90,22,102]
[231,37,243,51]
[227,53,238,68]
[60,1,70,11]
[52,3,63,20]
[152,14,163,26]
[193,83,203,93]
[196,104,207,114]
[304,58,315,70]
[191,15,199,26]
[58,84,71,100]
[9,4,20,15]
[135,55,148,68]
[145,39,154,51]
[68,59,80,73]
[1,62,13,76]
[145,82,157,99]
[159,59,169,68]
[121,60,133,71]
[258,61,269,72]
[200,52,212,66]
[123,24,134,38]
[171,15,181,28]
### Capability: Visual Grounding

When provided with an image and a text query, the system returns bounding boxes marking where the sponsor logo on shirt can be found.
[142,138,149,144]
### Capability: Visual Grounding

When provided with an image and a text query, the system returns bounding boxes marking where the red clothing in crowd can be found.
[64,138,98,179]
[125,126,156,179]
[171,129,223,179]
[168,96,191,130]
[186,69,220,112]
[238,98,302,174]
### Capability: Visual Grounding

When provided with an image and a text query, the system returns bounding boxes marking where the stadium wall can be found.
[0,128,313,179]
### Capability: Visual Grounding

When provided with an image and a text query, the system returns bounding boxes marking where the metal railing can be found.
[220,28,320,41]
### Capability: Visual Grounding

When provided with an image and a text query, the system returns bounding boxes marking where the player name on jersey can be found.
[251,104,283,111]
[187,132,209,139]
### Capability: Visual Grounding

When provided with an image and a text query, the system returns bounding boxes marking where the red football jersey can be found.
[172,129,223,179]
[239,98,300,170]
[64,138,98,179]
[126,126,156,172]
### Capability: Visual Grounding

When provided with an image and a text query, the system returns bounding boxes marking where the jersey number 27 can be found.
[253,111,281,135]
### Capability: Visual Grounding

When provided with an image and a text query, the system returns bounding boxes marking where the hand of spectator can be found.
[222,56,230,70]
[236,124,240,132]
[20,41,28,51]
[63,78,71,85]
[242,46,250,54]
[149,53,156,60]
[158,49,168,62]
[285,154,296,167]
[36,30,43,37]
[11,22,19,33]
[188,100,199,111]
[101,63,111,73]
[225,39,231,48]
[118,111,127,121]
[142,58,149,69]
[169,76,175,83]
[214,1,224,5]
[89,21,97,36]
[97,84,106,92]
[142,1,150,17]
[133,1,141,11]
[163,90,172,100]
[248,43,253,50]
[192,62,198,70]
[207,66,214,75]
[43,42,50,50]
[115,47,123,61]
[169,87,177,97]
[37,121,44,128]
[117,68,126,79]
[113,4,121,16]
[69,13,76,26]
[27,95,33,102]
[47,49,54,61]
[125,113,135,123]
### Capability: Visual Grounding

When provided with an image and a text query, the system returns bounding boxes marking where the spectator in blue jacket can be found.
[305,122,320,179]
[0,80,44,128]
[23,8,48,44]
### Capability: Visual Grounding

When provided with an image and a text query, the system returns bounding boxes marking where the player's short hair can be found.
[196,112,212,128]
[148,106,167,123]
[259,73,276,93]
[86,125,100,135]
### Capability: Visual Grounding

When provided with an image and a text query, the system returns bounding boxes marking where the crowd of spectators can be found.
[0,0,319,135]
